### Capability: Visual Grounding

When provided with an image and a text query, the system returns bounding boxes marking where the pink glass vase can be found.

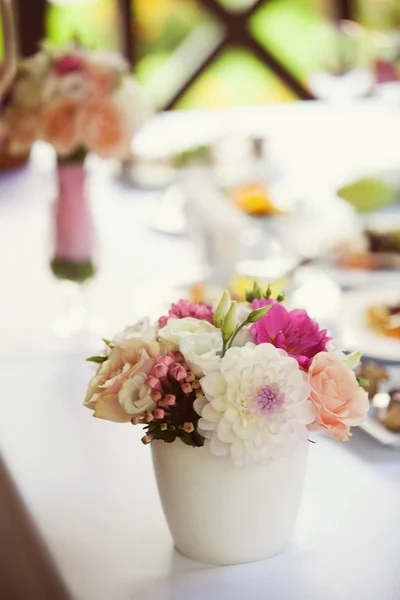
[51,161,97,338]
[51,161,95,283]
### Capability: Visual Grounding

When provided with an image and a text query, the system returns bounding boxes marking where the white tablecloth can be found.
[1,102,400,600]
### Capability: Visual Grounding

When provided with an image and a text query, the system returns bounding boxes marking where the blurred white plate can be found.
[340,286,400,361]
[313,260,398,289]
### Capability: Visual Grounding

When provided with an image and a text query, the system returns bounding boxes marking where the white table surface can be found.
[1,101,400,600]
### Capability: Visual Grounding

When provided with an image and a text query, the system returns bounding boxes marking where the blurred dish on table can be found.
[317,210,400,288]
[356,361,400,446]
[340,286,400,361]
[368,300,400,340]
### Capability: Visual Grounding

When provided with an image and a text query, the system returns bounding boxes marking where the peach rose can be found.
[86,62,118,98]
[41,98,81,157]
[5,105,40,155]
[80,97,130,159]
[84,339,160,423]
[308,352,369,440]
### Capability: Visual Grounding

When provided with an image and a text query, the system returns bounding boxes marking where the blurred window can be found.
[12,0,400,109]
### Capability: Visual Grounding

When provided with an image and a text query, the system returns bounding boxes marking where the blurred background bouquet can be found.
[1,41,151,160]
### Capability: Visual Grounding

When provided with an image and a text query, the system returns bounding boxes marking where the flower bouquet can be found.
[83,285,368,565]
[1,42,151,283]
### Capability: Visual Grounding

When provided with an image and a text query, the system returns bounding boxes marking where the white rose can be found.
[180,332,222,377]
[236,302,252,322]
[112,317,157,345]
[158,317,218,351]
[118,373,155,416]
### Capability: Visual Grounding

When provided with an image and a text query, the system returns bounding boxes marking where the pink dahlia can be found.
[251,299,330,370]
[158,299,213,328]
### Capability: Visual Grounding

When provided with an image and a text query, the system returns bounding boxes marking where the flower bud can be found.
[247,305,270,323]
[141,434,153,445]
[214,290,231,328]
[181,382,192,394]
[151,390,162,402]
[145,376,161,390]
[164,394,176,406]
[222,301,237,341]
[183,422,194,433]
[154,408,165,420]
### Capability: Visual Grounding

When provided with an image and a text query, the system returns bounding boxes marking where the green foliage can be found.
[86,355,107,364]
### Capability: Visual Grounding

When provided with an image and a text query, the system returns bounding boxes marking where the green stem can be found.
[227,320,248,350]
[221,338,228,358]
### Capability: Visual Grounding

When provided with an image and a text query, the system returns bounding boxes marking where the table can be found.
[1,101,400,600]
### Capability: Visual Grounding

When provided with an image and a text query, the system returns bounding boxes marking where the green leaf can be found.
[86,355,107,364]
[357,377,369,388]
[264,285,272,299]
[102,338,113,348]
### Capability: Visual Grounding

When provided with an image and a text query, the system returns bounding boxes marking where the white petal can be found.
[217,420,236,443]
[210,395,227,412]
[209,437,230,457]
[231,439,245,462]
[202,403,223,423]
[198,417,217,431]
[201,373,227,397]
[193,395,208,416]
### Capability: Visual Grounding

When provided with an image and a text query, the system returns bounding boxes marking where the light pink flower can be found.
[80,97,130,158]
[85,61,118,97]
[307,352,369,440]
[41,97,81,156]
[84,339,160,422]
[251,299,330,370]
[158,299,214,328]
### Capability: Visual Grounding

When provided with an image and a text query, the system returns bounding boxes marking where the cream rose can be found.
[308,352,369,440]
[84,339,159,422]
[180,332,222,377]
[158,317,218,352]
[112,317,157,345]
[118,372,155,416]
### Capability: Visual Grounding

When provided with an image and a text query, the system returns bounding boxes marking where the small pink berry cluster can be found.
[136,351,205,447]
[158,299,214,328]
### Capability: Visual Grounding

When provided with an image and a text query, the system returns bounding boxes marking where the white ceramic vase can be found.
[152,439,308,566]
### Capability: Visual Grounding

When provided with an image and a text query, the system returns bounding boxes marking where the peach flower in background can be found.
[80,96,130,159]
[308,352,369,440]
[84,339,160,422]
[41,97,81,156]
[86,62,118,98]
[5,106,40,155]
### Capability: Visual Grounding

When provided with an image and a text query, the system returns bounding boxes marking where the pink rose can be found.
[80,97,130,159]
[308,352,369,440]
[84,339,160,422]
[41,98,81,157]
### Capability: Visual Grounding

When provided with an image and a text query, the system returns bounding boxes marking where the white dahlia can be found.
[194,343,315,467]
